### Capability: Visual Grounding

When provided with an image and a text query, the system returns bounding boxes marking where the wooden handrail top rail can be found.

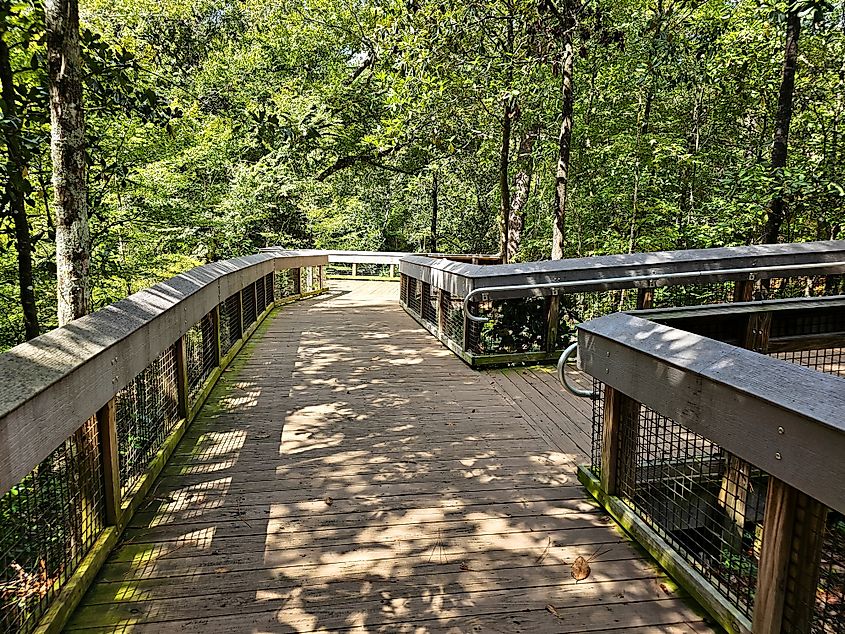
[400,240,845,298]
[577,312,845,514]
[0,250,327,496]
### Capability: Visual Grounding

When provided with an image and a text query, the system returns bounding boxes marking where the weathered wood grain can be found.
[69,281,710,633]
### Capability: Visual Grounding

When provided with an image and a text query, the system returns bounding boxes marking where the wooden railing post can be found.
[292,267,302,295]
[546,295,560,354]
[600,385,640,496]
[636,287,654,310]
[351,262,357,278]
[462,299,473,354]
[306,266,314,291]
[174,335,189,419]
[753,478,828,633]
[734,279,754,302]
[96,399,121,525]
[389,264,395,278]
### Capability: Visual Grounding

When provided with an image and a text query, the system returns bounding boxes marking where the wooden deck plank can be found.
[68,280,711,633]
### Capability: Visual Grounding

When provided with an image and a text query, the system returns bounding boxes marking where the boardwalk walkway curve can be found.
[68,281,710,633]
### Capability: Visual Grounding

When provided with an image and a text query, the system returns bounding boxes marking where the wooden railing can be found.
[0,250,329,634]
[398,240,845,367]
[576,296,845,634]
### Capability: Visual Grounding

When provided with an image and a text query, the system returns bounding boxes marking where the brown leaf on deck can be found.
[546,604,561,619]
[571,555,591,581]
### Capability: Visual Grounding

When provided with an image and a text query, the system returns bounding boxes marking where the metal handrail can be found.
[462,260,845,323]
[557,342,596,399]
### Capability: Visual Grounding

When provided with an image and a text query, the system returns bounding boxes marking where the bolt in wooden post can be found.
[174,335,189,420]
[753,478,828,633]
[96,399,121,525]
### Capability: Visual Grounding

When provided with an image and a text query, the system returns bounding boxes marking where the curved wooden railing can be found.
[398,240,845,367]
[577,297,845,634]
[0,250,328,634]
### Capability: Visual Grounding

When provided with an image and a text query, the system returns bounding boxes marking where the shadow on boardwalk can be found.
[67,281,712,633]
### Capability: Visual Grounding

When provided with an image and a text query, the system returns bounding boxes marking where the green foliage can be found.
[0,0,844,351]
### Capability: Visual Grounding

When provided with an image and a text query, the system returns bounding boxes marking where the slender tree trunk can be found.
[498,97,513,262]
[762,8,801,244]
[430,170,438,253]
[552,23,575,260]
[0,37,40,340]
[46,0,91,325]
[507,132,537,261]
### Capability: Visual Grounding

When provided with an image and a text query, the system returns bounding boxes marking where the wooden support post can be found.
[601,385,640,496]
[734,279,754,302]
[174,335,189,419]
[389,264,395,279]
[753,478,828,633]
[292,268,301,295]
[435,289,443,333]
[546,295,560,354]
[351,263,357,278]
[717,309,772,550]
[306,266,314,291]
[96,399,121,525]
[636,288,654,310]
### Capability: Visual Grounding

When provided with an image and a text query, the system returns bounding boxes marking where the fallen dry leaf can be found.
[546,604,561,619]
[571,555,591,582]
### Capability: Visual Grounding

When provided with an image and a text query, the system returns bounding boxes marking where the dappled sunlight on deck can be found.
[67,281,711,633]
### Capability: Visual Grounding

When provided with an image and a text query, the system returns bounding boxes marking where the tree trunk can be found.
[430,170,438,253]
[0,38,40,340]
[46,0,92,324]
[498,97,514,263]
[762,8,801,244]
[507,133,537,261]
[552,24,575,260]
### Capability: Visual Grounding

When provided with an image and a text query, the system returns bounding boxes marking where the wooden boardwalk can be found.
[68,281,711,633]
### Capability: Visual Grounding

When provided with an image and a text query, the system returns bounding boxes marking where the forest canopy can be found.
[0,0,844,350]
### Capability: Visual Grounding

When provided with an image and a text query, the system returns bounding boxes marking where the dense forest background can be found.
[1,0,844,350]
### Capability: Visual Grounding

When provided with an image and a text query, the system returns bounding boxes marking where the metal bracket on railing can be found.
[557,342,597,399]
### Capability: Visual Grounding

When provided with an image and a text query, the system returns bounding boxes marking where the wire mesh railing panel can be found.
[471,298,547,354]
[440,291,464,347]
[241,284,257,330]
[264,273,274,307]
[421,282,437,325]
[773,348,845,378]
[652,282,736,308]
[256,276,266,315]
[814,513,845,633]
[616,405,766,619]
[185,312,217,403]
[115,347,180,494]
[400,274,409,305]
[591,378,605,476]
[762,275,845,300]
[275,269,296,299]
[1,418,105,634]
[407,277,421,314]
[220,293,242,355]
